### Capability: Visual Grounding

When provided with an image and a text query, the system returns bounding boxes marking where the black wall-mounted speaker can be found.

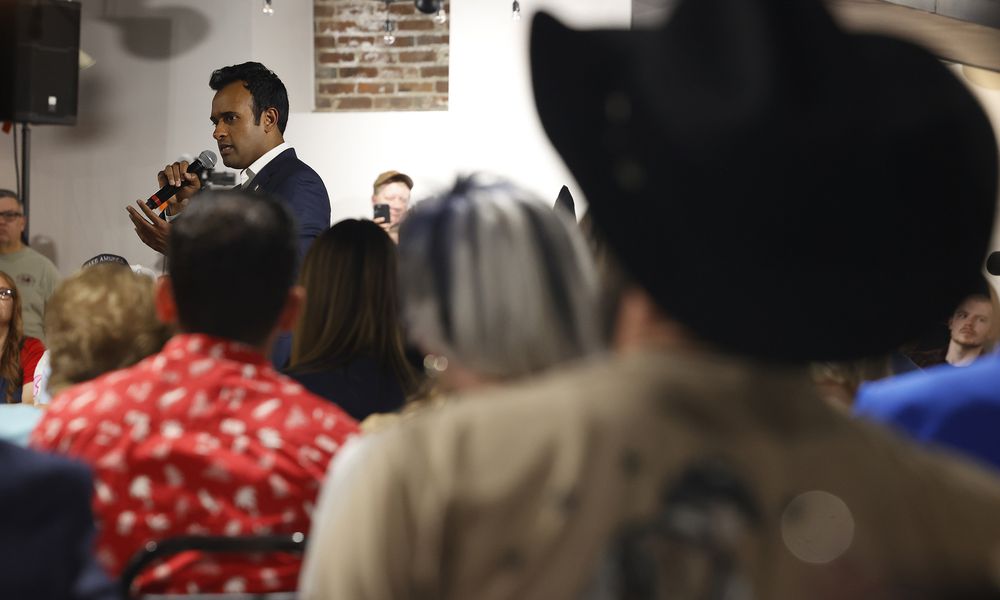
[0,0,82,125]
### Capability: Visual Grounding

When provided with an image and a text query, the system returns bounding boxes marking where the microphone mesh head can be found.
[198,150,218,169]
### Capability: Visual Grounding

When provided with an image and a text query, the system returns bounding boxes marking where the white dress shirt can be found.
[240,141,292,190]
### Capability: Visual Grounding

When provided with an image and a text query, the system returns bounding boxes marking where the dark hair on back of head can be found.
[168,190,298,346]
[290,219,417,394]
[209,62,289,134]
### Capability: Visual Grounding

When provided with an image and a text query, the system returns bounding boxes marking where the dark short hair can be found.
[168,190,298,346]
[209,62,289,134]
[0,189,20,205]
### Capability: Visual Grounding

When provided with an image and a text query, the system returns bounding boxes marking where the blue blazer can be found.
[247,148,330,369]
[0,441,118,599]
[246,147,331,259]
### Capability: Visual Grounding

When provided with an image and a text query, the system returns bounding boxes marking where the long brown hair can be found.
[290,220,417,394]
[0,271,24,403]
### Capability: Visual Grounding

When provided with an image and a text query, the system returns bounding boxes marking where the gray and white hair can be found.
[398,174,604,380]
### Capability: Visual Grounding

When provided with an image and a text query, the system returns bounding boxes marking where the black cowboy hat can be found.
[531,0,998,361]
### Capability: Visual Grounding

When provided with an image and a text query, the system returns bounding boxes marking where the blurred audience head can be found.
[0,270,23,403]
[165,190,299,348]
[45,264,172,396]
[398,175,603,390]
[291,219,416,391]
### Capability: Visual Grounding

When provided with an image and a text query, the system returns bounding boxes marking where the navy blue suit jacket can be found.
[247,148,330,369]
[246,147,331,259]
[0,441,118,600]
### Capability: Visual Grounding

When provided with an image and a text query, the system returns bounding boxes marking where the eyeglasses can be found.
[0,289,15,301]
[0,211,23,221]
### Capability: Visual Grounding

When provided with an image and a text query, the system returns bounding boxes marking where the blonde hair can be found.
[44,265,173,395]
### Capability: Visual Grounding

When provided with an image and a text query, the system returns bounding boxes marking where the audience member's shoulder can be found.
[0,440,90,498]
[49,369,129,407]
[23,335,45,355]
[375,355,621,473]
[865,414,1000,502]
[857,355,1000,416]
[445,354,614,417]
[25,245,59,269]
[271,372,360,433]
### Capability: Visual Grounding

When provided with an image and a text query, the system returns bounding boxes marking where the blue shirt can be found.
[855,352,1000,470]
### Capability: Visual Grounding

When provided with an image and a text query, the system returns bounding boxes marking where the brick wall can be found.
[315,0,450,111]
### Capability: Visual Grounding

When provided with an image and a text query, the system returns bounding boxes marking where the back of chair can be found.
[121,533,306,600]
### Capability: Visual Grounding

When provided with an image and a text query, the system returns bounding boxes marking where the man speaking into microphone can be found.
[127,62,330,259]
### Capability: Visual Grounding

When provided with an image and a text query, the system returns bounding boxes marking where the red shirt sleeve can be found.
[20,337,46,385]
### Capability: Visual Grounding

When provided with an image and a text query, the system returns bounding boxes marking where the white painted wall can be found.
[958,68,1000,256]
[0,0,630,274]
[293,0,631,226]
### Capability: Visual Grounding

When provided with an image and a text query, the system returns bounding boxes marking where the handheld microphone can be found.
[145,150,218,212]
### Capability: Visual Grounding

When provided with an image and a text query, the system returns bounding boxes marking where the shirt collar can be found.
[162,333,272,367]
[241,142,292,189]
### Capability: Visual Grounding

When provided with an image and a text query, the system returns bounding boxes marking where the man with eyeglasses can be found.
[0,190,59,342]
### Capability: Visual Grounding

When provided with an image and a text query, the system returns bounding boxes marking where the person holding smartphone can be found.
[371,170,413,243]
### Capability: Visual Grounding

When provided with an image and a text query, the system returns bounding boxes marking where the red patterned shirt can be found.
[31,334,359,595]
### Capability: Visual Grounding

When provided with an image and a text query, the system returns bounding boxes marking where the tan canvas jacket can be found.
[300,348,1000,599]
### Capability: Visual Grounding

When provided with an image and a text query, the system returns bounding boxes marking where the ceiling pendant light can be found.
[433,5,448,24]
[383,0,397,45]
[414,0,442,14]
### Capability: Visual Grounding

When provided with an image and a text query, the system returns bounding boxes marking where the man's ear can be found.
[276,284,305,333]
[155,276,179,325]
[262,107,280,134]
